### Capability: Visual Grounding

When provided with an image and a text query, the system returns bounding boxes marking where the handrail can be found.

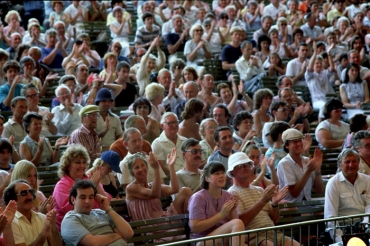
[161,213,370,246]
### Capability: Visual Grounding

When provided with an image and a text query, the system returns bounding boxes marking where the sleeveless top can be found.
[20,135,52,166]
[102,180,119,198]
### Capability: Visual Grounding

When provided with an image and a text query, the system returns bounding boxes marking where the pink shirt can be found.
[53,174,112,230]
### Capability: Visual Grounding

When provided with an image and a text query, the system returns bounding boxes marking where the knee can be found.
[231,219,245,231]
[179,187,192,198]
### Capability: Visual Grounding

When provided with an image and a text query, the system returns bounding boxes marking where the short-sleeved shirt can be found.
[300,23,323,39]
[286,58,309,85]
[0,83,23,111]
[305,70,335,103]
[12,210,47,246]
[61,209,126,246]
[134,25,161,45]
[221,44,242,67]
[176,169,201,191]
[41,47,64,68]
[96,112,123,147]
[2,118,27,148]
[315,120,350,150]
[184,39,211,67]
[188,189,233,239]
[277,154,315,202]
[165,30,187,53]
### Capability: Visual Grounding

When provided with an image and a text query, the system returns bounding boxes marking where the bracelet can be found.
[105,206,113,214]
[271,202,279,208]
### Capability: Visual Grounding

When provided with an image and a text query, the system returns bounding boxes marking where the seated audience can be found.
[113,61,138,107]
[252,89,274,141]
[109,6,132,57]
[315,99,350,150]
[188,161,246,245]
[221,26,243,80]
[199,118,218,168]
[146,83,166,123]
[277,128,323,202]
[352,130,370,175]
[133,97,160,143]
[198,74,222,108]
[159,68,185,112]
[0,138,19,171]
[134,12,161,49]
[4,180,63,246]
[53,144,112,230]
[232,111,257,150]
[0,61,24,111]
[227,152,299,246]
[125,150,191,226]
[68,105,102,164]
[61,180,134,246]
[324,149,370,243]
[62,41,91,69]
[265,121,291,169]
[41,28,67,69]
[179,98,205,140]
[211,104,232,127]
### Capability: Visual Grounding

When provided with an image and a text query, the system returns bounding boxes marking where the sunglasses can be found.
[17,189,36,198]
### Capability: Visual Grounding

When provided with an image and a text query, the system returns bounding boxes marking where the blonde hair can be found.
[58,144,90,178]
[103,52,117,69]
[11,160,41,208]
[5,10,21,24]
[92,158,105,168]
[189,24,204,38]
[145,83,164,101]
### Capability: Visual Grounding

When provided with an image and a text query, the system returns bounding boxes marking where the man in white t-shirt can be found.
[263,0,288,21]
[286,43,309,86]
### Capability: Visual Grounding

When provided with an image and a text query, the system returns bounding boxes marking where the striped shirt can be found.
[68,125,101,163]
[134,25,161,45]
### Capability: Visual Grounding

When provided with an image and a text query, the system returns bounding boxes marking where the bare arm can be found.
[316,129,344,149]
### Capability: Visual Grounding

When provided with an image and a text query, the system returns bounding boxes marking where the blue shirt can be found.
[166,31,186,52]
[174,100,186,121]
[0,83,23,111]
[41,47,64,68]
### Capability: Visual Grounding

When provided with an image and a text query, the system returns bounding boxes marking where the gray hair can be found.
[199,118,218,139]
[126,152,148,177]
[55,84,71,97]
[123,127,141,142]
[172,14,183,22]
[184,81,199,91]
[352,130,370,148]
[240,40,252,49]
[45,28,57,37]
[336,17,350,28]
[21,83,39,97]
[181,138,200,152]
[54,21,65,28]
[29,47,41,56]
[59,75,77,85]
[19,56,35,68]
[11,96,28,108]
[160,112,178,124]
[337,149,360,168]
[124,115,145,129]
[261,15,273,23]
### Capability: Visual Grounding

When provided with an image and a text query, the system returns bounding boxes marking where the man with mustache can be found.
[4,180,62,246]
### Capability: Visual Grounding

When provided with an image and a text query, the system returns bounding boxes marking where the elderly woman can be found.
[146,83,166,123]
[199,118,218,167]
[133,97,160,143]
[22,23,46,47]
[87,150,121,199]
[78,33,102,68]
[217,12,231,45]
[337,17,353,44]
[315,98,350,150]
[53,144,112,229]
[99,52,118,83]
[277,17,292,45]
[3,10,25,45]
[137,36,165,96]
[51,75,78,109]
[21,83,57,136]
[269,28,292,59]
[19,112,68,166]
[11,160,54,213]
[109,6,132,57]
[41,28,67,69]
[253,89,274,140]
[203,18,222,54]
[244,1,262,30]
[184,24,212,77]
[125,150,191,223]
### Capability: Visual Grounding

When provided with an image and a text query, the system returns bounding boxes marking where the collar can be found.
[80,124,97,134]
[171,28,183,35]
[158,131,187,143]
[338,171,360,183]
[8,118,20,126]
[182,168,202,175]
[15,210,37,220]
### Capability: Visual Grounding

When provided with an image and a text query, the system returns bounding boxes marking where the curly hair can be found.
[253,88,274,110]
[58,144,90,178]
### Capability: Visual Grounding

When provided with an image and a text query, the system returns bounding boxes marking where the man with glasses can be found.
[52,84,83,135]
[118,127,166,189]
[152,112,187,175]
[227,152,299,246]
[68,105,102,163]
[278,87,310,133]
[352,130,370,175]
[176,138,202,194]
[277,128,323,202]
[4,180,62,246]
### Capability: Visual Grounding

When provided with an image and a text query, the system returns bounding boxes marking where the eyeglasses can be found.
[289,139,303,144]
[85,113,100,118]
[362,144,370,149]
[26,93,39,99]
[137,105,149,111]
[235,163,254,169]
[164,121,179,127]
[194,29,203,32]
[277,108,288,112]
[185,149,203,155]
[17,189,36,198]
[281,23,287,26]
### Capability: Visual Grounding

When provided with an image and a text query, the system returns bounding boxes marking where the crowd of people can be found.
[0,0,369,245]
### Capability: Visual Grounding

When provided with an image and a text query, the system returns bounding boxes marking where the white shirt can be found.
[286,58,309,86]
[345,5,362,19]
[235,56,264,81]
[152,132,187,171]
[96,112,123,147]
[51,103,83,135]
[305,69,335,103]
[12,210,47,246]
[162,88,185,112]
[64,4,88,24]
[324,172,370,241]
[2,118,27,148]
[263,4,288,20]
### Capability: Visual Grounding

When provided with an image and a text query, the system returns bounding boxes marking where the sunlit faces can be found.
[213,107,229,126]
[101,162,112,175]
[280,77,293,89]
[147,58,156,72]
[236,118,253,136]
[262,18,272,31]
[14,182,35,211]
[81,112,100,130]
[231,163,253,179]
[68,157,88,180]
[182,144,203,167]
[135,118,148,136]
[349,52,360,65]
[11,34,21,48]
[275,106,289,121]
[280,89,293,105]
[202,75,215,89]
[5,67,20,83]
[57,87,72,105]
[269,31,279,40]
[286,138,304,154]
[269,54,281,65]
[313,59,323,73]
[243,43,253,59]
[131,158,148,178]
[157,71,172,90]
[231,31,241,43]
[326,34,336,45]
[124,131,143,154]
[340,154,359,178]
[347,65,359,81]
[107,56,117,67]
[28,117,42,135]
[77,65,89,81]
[202,120,218,138]
[220,87,233,104]
[22,61,35,76]
[161,115,179,135]
[206,170,226,188]
[261,95,273,109]
[30,26,41,37]
[12,100,28,121]
[71,187,95,215]
[144,17,154,27]
[183,83,198,101]
[353,38,363,51]
[173,17,183,30]
[339,21,348,34]
[247,148,260,167]
[46,34,57,47]
[27,168,38,189]
[98,99,112,112]
[329,108,342,121]
[183,70,195,82]
[216,129,234,151]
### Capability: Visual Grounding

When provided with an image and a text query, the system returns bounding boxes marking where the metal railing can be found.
[161,213,370,246]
